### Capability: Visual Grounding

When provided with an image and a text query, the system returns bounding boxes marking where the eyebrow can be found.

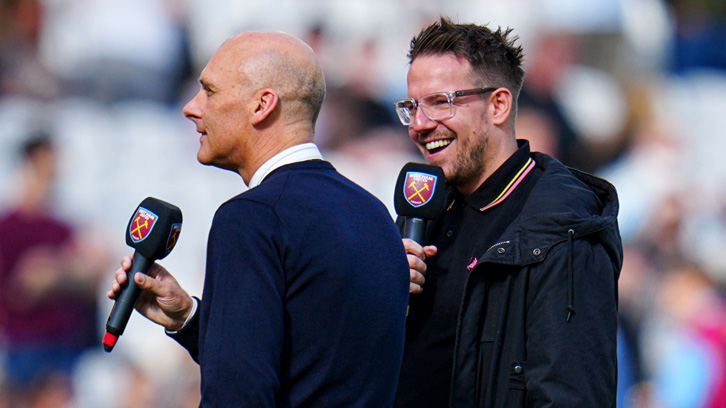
[198,77,214,90]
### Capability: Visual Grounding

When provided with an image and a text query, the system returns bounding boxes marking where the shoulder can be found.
[211,192,281,238]
[529,153,616,216]
[267,160,387,207]
[519,153,622,265]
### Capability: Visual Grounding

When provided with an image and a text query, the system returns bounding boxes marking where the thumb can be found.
[423,245,438,258]
[134,272,160,294]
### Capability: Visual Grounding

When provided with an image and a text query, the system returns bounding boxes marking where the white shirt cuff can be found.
[165,297,198,334]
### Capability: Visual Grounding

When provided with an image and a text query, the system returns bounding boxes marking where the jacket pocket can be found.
[509,361,525,390]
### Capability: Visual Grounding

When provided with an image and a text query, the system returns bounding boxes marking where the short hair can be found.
[21,132,53,160]
[244,50,326,127]
[409,17,525,107]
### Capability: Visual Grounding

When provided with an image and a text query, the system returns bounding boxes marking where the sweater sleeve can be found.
[167,297,201,363]
[524,237,618,407]
[198,199,286,407]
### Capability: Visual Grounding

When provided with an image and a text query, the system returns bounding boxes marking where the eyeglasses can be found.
[393,87,498,126]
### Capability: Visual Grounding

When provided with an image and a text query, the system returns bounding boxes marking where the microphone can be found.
[103,197,183,352]
[394,162,445,244]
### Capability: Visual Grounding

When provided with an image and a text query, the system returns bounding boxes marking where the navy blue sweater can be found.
[171,160,410,407]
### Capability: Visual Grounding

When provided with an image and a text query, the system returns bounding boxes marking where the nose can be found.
[410,106,437,134]
[183,90,203,121]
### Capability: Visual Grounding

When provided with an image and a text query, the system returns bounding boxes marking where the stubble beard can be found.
[442,132,489,191]
[418,125,490,192]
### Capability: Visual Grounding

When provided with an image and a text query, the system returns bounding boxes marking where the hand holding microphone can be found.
[394,163,445,294]
[104,197,189,352]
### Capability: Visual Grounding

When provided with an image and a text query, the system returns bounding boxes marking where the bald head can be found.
[183,31,327,181]
[219,31,326,128]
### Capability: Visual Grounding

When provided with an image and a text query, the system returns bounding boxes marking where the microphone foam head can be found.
[126,197,183,260]
[394,162,446,219]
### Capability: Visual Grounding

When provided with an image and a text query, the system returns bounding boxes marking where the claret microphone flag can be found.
[394,162,446,244]
[103,197,182,352]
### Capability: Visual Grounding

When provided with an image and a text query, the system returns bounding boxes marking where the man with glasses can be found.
[393,18,623,407]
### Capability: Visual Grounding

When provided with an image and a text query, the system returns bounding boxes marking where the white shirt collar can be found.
[248,143,323,188]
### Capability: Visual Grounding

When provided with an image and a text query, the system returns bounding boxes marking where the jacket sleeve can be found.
[167,297,201,362]
[198,199,286,407]
[524,236,618,407]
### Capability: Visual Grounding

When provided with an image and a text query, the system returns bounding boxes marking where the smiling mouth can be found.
[425,139,452,154]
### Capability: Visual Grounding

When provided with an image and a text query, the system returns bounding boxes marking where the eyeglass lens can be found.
[395,100,414,125]
[395,93,453,125]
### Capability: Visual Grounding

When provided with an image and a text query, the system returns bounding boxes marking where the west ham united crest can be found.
[129,207,158,243]
[166,223,182,253]
[404,171,438,207]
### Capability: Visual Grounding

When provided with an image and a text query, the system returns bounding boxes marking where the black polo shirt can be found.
[395,140,542,408]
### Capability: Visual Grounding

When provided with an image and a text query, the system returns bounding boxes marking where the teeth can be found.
[425,139,452,151]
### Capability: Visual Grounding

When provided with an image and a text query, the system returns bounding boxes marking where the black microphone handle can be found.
[403,217,426,244]
[105,251,154,337]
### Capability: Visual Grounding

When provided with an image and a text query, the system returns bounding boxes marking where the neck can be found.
[238,126,314,184]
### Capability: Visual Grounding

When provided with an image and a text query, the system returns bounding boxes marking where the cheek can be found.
[206,104,235,131]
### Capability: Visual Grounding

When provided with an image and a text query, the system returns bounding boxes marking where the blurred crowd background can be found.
[1,0,725,407]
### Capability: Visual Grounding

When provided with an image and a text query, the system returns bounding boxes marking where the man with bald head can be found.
[108,31,410,407]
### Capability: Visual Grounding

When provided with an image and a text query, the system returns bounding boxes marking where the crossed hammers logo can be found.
[407,180,430,203]
[130,215,149,240]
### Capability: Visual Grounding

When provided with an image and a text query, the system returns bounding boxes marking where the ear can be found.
[251,89,279,126]
[490,88,513,126]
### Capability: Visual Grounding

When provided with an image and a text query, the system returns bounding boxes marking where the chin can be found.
[197,152,212,166]
[426,153,448,169]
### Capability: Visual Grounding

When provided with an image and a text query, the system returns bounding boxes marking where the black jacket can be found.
[448,152,622,407]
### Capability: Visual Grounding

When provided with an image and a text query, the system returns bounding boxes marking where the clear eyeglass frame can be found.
[393,87,499,126]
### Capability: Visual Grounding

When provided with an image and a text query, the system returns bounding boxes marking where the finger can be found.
[410,282,423,294]
[402,238,424,258]
[115,268,128,285]
[108,277,122,299]
[120,255,133,271]
[407,254,427,275]
[144,263,167,280]
[422,245,438,258]
[134,272,164,296]
[410,269,425,286]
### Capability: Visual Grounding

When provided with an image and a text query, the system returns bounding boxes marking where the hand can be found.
[403,238,437,294]
[107,255,194,331]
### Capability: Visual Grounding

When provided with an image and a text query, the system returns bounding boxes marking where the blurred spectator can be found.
[598,98,683,242]
[649,264,726,408]
[38,0,191,104]
[0,0,63,99]
[0,376,9,408]
[518,31,583,166]
[519,29,632,173]
[617,244,658,408]
[514,107,561,158]
[668,0,726,74]
[316,84,400,151]
[0,133,107,406]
